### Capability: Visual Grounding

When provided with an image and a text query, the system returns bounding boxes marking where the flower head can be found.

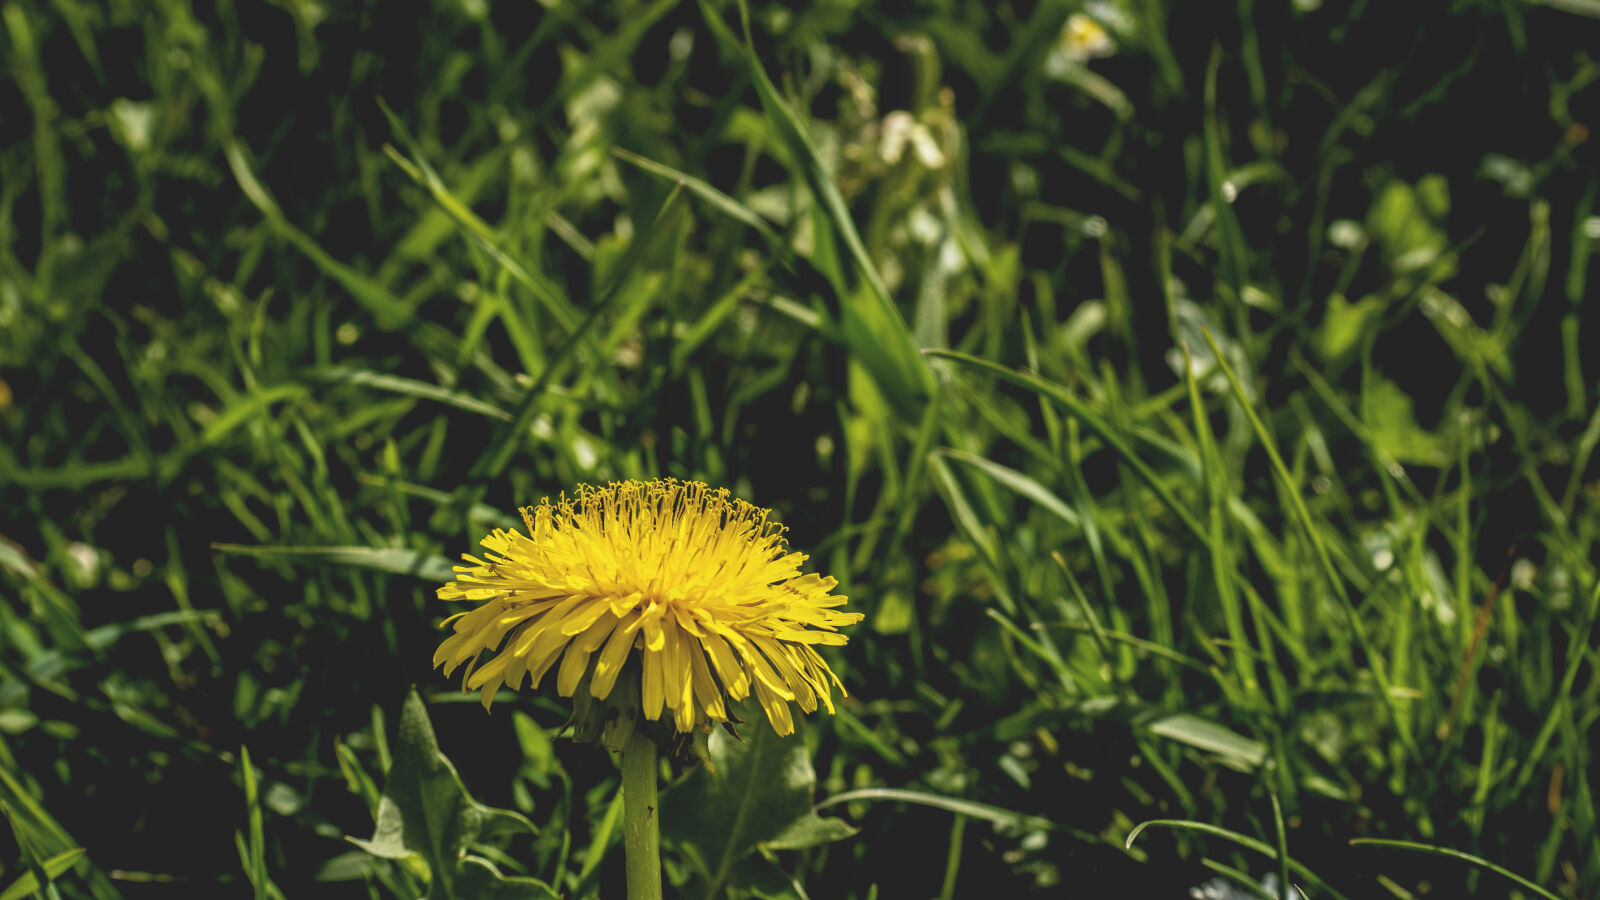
[1058,13,1116,62]
[434,479,862,738]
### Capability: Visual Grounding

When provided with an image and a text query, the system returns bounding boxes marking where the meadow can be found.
[2,0,1599,897]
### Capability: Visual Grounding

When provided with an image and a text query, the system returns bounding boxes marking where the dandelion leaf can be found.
[349,690,552,900]
[662,702,856,893]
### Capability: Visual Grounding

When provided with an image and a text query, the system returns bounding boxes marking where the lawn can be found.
[1,0,1598,897]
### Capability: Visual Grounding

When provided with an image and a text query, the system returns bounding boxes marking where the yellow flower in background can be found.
[434,479,862,738]
[1060,13,1116,61]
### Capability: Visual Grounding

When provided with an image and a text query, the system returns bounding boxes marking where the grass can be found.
[2,0,1599,897]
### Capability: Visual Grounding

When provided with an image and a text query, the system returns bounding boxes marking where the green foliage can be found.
[349,691,554,900]
[662,705,856,898]
[2,0,1599,897]
[0,847,83,900]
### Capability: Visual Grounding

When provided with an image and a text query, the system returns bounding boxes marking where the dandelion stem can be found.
[621,726,662,900]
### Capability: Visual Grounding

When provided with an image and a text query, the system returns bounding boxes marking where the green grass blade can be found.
[1349,839,1562,900]
[239,746,268,900]
[0,848,84,900]
[468,182,686,485]
[817,788,1067,836]
[1511,574,1600,792]
[1126,819,1350,900]
[938,449,1081,529]
[1199,329,1420,763]
[925,349,1206,545]
[1197,858,1277,900]
[1144,714,1266,771]
[718,0,933,414]
[1271,791,1291,900]
[610,146,781,248]
[304,367,511,421]
[212,544,454,582]
[224,140,414,330]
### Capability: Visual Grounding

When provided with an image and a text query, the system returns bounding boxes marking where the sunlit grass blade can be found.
[611,146,782,248]
[927,455,1015,615]
[237,746,270,900]
[305,367,512,421]
[1197,858,1277,900]
[0,847,83,900]
[925,349,1206,545]
[466,182,686,485]
[1203,42,1251,299]
[938,449,1081,529]
[716,0,934,416]
[983,609,1076,691]
[224,140,413,330]
[1510,575,1600,793]
[1144,714,1266,772]
[817,788,1094,842]
[571,784,625,897]
[1271,791,1291,900]
[211,544,454,582]
[376,104,587,337]
[1178,340,1256,696]
[1125,819,1350,900]
[1348,838,1562,900]
[1,800,64,900]
[1199,329,1420,764]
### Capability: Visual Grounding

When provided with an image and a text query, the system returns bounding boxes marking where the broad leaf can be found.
[662,705,856,898]
[348,690,549,900]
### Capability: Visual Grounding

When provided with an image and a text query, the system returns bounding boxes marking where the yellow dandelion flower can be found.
[433,479,863,738]
[1060,13,1115,61]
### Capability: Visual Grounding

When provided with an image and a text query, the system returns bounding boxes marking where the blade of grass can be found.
[1197,858,1276,900]
[1038,620,1212,673]
[378,127,584,337]
[1051,552,1118,687]
[938,449,1081,529]
[1126,819,1350,900]
[611,146,781,248]
[924,349,1206,546]
[304,366,512,420]
[1271,791,1290,900]
[239,746,268,900]
[1348,839,1561,900]
[0,800,63,900]
[571,783,625,898]
[928,455,1015,615]
[1179,340,1256,697]
[939,814,966,900]
[1510,574,1600,793]
[1199,329,1420,764]
[211,544,454,583]
[0,848,84,900]
[224,139,412,331]
[817,788,1085,840]
[469,182,686,486]
[1203,43,1251,303]
[719,0,933,415]
[984,608,1077,691]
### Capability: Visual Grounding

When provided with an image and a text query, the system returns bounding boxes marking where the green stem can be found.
[621,726,662,900]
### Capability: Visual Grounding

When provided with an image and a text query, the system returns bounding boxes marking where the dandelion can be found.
[433,478,862,739]
[1057,13,1116,63]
